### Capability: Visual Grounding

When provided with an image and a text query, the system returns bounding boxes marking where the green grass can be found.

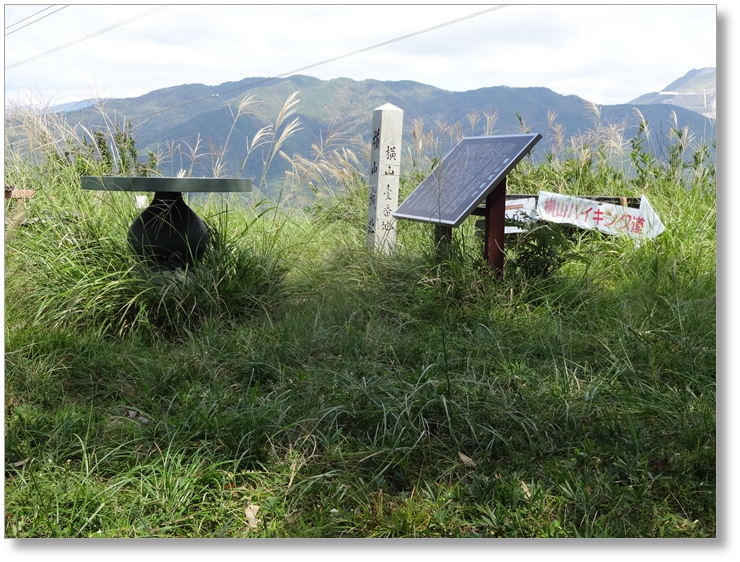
[4,103,715,538]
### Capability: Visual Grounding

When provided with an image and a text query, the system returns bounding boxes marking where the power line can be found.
[5,5,69,36]
[129,4,509,123]
[5,5,170,70]
[5,5,53,29]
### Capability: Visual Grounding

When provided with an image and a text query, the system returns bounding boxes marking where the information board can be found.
[393,134,541,227]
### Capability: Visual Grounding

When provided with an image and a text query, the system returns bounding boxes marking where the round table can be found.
[81,176,253,269]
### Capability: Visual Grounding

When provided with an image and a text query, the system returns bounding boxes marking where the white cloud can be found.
[4,3,716,107]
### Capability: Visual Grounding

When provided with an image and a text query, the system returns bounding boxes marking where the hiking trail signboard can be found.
[393,134,542,273]
[393,134,541,227]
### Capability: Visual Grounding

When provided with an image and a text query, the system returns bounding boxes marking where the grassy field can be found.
[3,100,716,538]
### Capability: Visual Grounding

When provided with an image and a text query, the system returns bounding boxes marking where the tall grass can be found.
[5,96,715,538]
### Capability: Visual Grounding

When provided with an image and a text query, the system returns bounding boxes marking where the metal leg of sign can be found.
[484,177,506,275]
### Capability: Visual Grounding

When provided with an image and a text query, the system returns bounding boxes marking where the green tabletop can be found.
[81,176,253,193]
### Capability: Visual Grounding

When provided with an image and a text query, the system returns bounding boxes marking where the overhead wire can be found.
[5,4,508,120]
[5,5,69,36]
[5,5,170,70]
[5,5,53,30]
[128,4,509,122]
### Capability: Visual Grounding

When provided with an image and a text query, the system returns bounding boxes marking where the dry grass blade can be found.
[453,122,464,142]
[483,107,498,136]
[434,119,449,138]
[210,140,228,178]
[515,112,531,135]
[548,114,566,158]
[410,117,425,160]
[274,117,302,155]
[215,94,264,176]
[236,93,260,119]
[181,134,207,177]
[632,107,652,140]
[255,92,303,191]
[585,100,602,124]
[249,125,274,152]
[274,91,301,131]
[466,109,480,136]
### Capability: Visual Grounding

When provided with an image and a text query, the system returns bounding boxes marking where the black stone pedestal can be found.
[128,192,209,270]
[80,176,252,270]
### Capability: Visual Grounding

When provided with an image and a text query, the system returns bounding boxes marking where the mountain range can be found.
[57,68,716,186]
[629,67,715,119]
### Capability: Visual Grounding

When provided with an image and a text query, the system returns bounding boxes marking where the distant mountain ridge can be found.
[56,71,716,186]
[51,100,96,113]
[629,67,715,118]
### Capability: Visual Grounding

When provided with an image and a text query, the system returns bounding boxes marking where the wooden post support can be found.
[366,103,403,253]
[484,177,506,275]
[434,223,453,259]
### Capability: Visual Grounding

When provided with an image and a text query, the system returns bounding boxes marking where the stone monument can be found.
[366,103,403,252]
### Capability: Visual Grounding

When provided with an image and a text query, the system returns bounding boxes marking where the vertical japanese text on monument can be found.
[366,105,403,250]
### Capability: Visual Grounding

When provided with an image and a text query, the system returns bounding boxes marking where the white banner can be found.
[504,197,538,233]
[534,191,665,240]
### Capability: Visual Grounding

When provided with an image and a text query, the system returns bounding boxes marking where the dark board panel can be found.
[393,134,541,227]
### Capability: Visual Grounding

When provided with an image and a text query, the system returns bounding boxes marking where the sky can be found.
[4,2,718,109]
